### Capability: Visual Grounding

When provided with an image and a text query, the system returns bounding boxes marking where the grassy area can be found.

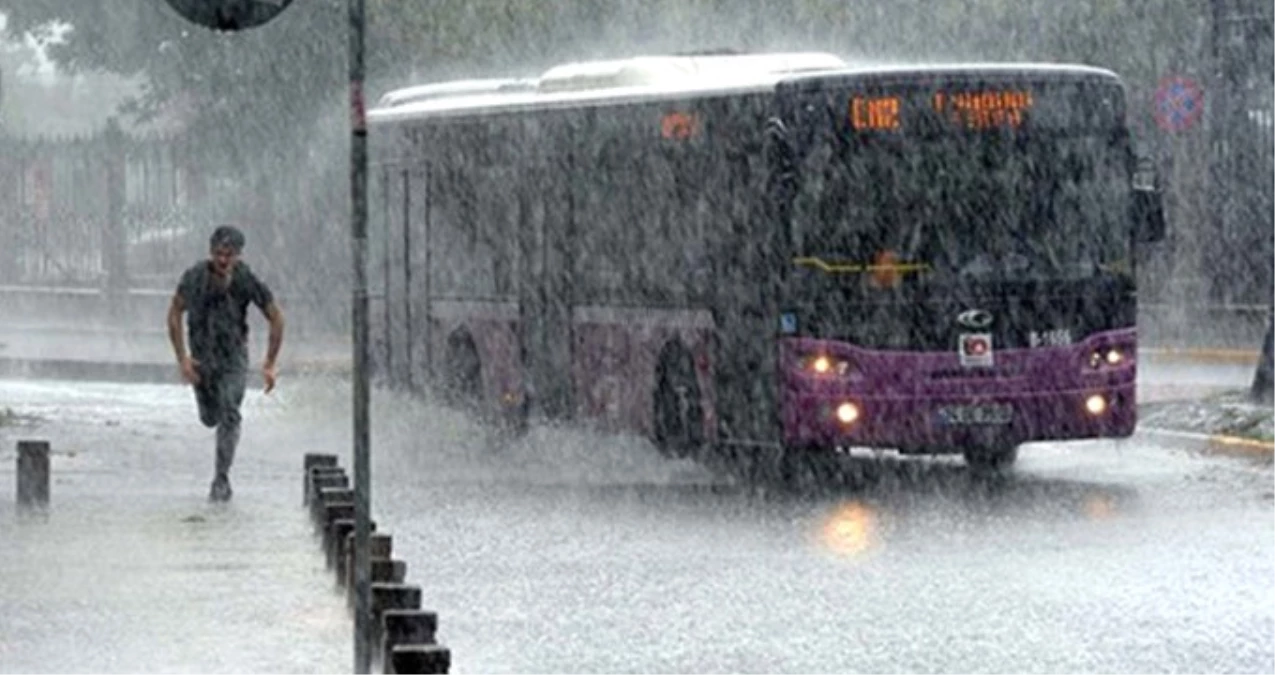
[1140,390,1274,443]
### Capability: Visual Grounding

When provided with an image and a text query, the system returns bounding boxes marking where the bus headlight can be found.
[802,354,852,376]
[1085,394,1107,416]
[1089,347,1128,369]
[835,402,861,425]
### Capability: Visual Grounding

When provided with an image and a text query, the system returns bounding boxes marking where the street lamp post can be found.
[160,0,374,671]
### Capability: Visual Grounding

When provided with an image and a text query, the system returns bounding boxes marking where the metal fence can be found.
[0,120,200,289]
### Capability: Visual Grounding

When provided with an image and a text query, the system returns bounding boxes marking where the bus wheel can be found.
[443,332,483,412]
[963,444,1019,474]
[652,344,704,459]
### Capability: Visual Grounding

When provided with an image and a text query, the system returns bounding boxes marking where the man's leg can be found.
[194,378,219,428]
[211,366,248,499]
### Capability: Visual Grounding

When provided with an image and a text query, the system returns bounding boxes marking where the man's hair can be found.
[210,225,246,253]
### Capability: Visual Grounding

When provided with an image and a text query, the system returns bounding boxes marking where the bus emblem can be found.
[780,312,798,334]
[959,333,994,367]
[957,309,993,329]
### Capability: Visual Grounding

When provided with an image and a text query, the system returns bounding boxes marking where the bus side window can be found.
[674,151,710,303]
[431,162,478,298]
[632,137,679,304]
[575,133,624,304]
[472,164,519,298]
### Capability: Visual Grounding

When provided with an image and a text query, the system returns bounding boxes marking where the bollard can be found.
[328,518,377,573]
[328,518,357,570]
[302,453,339,505]
[311,487,355,528]
[368,583,422,655]
[354,531,394,559]
[320,502,356,538]
[311,485,354,522]
[312,485,353,509]
[306,466,347,507]
[16,440,51,508]
[303,452,339,472]
[309,473,350,516]
[382,610,438,671]
[389,644,450,674]
[345,532,393,590]
[332,520,382,581]
[348,558,408,607]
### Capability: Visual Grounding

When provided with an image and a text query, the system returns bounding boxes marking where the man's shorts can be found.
[194,366,247,428]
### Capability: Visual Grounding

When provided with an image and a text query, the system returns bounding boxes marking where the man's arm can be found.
[167,292,187,363]
[263,301,285,369]
[168,292,201,385]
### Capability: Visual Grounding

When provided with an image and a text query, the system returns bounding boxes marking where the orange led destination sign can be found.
[661,111,700,140]
[932,90,1034,130]
[849,95,901,131]
[848,89,1037,132]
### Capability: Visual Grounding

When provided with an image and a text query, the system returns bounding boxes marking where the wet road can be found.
[2,370,1272,673]
[367,402,1274,673]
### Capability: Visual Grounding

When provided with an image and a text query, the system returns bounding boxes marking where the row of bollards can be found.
[303,453,452,674]
[15,439,51,510]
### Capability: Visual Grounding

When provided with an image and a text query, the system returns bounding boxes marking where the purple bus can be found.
[367,53,1165,474]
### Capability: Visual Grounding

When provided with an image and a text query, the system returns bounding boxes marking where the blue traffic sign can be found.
[1153,76,1204,132]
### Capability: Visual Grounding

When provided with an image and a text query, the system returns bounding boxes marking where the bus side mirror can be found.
[1133,187,1166,243]
[1132,158,1166,244]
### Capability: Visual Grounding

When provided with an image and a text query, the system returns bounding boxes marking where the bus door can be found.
[518,157,575,420]
[406,165,431,391]
[380,164,431,393]
[710,129,784,447]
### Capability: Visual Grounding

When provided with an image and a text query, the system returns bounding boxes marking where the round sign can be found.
[1153,76,1204,132]
[163,0,295,31]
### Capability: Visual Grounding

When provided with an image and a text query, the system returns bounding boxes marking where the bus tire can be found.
[652,343,704,459]
[963,444,1019,474]
[443,331,483,412]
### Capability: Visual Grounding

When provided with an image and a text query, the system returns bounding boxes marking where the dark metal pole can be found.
[348,0,372,671]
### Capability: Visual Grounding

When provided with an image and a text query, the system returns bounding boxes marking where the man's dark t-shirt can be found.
[177,261,274,371]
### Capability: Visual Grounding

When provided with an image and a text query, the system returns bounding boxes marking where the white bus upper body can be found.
[368,51,1119,126]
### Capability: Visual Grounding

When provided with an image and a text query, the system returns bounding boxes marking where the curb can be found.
[1140,347,1260,366]
[1140,426,1274,461]
[0,358,173,385]
[0,357,355,385]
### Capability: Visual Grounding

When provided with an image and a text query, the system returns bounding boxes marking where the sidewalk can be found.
[0,378,350,673]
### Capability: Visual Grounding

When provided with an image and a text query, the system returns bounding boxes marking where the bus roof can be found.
[369,51,847,123]
[368,53,1119,124]
[376,78,538,107]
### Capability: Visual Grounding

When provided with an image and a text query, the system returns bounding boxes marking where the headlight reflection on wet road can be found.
[818,499,880,558]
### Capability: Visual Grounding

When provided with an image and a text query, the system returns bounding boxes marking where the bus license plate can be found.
[935,403,1013,426]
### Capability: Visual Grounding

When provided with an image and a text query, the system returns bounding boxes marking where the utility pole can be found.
[347,0,373,671]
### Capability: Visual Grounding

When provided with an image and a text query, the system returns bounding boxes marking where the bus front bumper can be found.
[782,384,1137,452]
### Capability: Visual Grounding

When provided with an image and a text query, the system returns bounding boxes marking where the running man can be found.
[167,225,285,501]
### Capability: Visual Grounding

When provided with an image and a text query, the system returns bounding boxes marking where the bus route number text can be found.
[1029,328,1073,347]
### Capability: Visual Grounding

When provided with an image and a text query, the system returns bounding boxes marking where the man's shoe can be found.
[209,474,233,502]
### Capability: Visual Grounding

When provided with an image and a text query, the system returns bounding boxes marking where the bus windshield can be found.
[789,84,1133,286]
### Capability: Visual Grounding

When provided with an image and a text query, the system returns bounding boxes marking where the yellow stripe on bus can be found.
[793,257,931,274]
